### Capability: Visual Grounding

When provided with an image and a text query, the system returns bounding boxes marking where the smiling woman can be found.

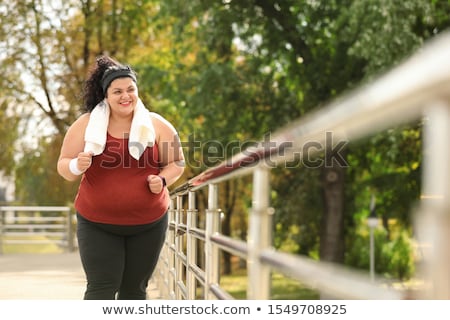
[56,55,185,300]
[104,77,139,122]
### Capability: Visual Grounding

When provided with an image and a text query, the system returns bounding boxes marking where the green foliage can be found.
[272,167,322,257]
[380,230,415,280]
[14,136,78,205]
[1,0,449,281]
[274,223,300,253]
[0,102,19,176]
[344,0,431,77]
[346,124,422,227]
[345,220,415,280]
[158,0,447,273]
[345,224,386,271]
[345,125,420,278]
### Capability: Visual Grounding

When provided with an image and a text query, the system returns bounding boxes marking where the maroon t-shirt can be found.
[75,133,169,225]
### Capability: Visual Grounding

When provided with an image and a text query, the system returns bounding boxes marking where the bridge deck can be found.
[0,252,161,300]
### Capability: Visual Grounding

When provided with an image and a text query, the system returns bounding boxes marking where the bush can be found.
[345,225,415,280]
[380,230,415,280]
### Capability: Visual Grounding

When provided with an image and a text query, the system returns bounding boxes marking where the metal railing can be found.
[153,31,450,300]
[0,206,75,254]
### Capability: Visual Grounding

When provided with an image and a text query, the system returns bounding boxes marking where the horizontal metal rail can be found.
[0,206,75,254]
[0,206,71,212]
[153,31,450,300]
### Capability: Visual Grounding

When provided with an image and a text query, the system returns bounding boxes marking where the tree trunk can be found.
[319,163,346,263]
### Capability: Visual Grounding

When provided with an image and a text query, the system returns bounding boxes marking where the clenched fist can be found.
[76,151,94,173]
[147,174,165,194]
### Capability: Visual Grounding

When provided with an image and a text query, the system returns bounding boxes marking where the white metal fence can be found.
[153,31,450,300]
[0,206,75,254]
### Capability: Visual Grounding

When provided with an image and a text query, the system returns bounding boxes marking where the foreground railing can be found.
[153,31,450,300]
[0,206,75,254]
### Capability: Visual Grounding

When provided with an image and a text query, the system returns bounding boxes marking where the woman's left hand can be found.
[147,175,165,194]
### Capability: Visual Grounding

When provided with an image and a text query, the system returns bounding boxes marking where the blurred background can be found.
[0,0,449,297]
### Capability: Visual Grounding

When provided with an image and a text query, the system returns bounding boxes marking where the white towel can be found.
[128,99,156,159]
[84,98,155,160]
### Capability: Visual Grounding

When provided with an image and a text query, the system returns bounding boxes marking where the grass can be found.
[1,235,65,254]
[220,269,320,300]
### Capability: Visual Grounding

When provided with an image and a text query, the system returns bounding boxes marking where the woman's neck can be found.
[108,112,133,137]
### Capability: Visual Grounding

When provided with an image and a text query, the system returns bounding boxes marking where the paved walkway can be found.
[0,252,161,300]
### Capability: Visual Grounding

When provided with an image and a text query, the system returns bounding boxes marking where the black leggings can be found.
[76,213,168,300]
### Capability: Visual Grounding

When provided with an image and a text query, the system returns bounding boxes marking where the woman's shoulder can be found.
[78,112,91,122]
[67,112,90,132]
[149,112,177,133]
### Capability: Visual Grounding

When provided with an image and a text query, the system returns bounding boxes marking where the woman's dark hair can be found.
[82,56,123,112]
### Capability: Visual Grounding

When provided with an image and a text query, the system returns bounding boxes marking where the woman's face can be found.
[106,77,138,116]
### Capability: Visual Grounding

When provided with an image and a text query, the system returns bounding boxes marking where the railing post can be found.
[247,165,272,299]
[186,191,197,299]
[156,199,171,299]
[167,198,176,299]
[175,195,184,299]
[205,183,220,299]
[418,101,450,299]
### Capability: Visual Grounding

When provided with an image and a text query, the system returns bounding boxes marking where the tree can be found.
[2,0,449,278]
[0,101,19,177]
[0,0,84,136]
[1,0,167,205]
[15,135,78,205]
[157,0,450,267]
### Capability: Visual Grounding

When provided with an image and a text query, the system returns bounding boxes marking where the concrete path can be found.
[0,252,161,300]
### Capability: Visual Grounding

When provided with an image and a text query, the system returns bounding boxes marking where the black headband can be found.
[101,66,137,94]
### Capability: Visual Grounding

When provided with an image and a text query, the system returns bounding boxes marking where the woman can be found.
[57,56,185,299]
